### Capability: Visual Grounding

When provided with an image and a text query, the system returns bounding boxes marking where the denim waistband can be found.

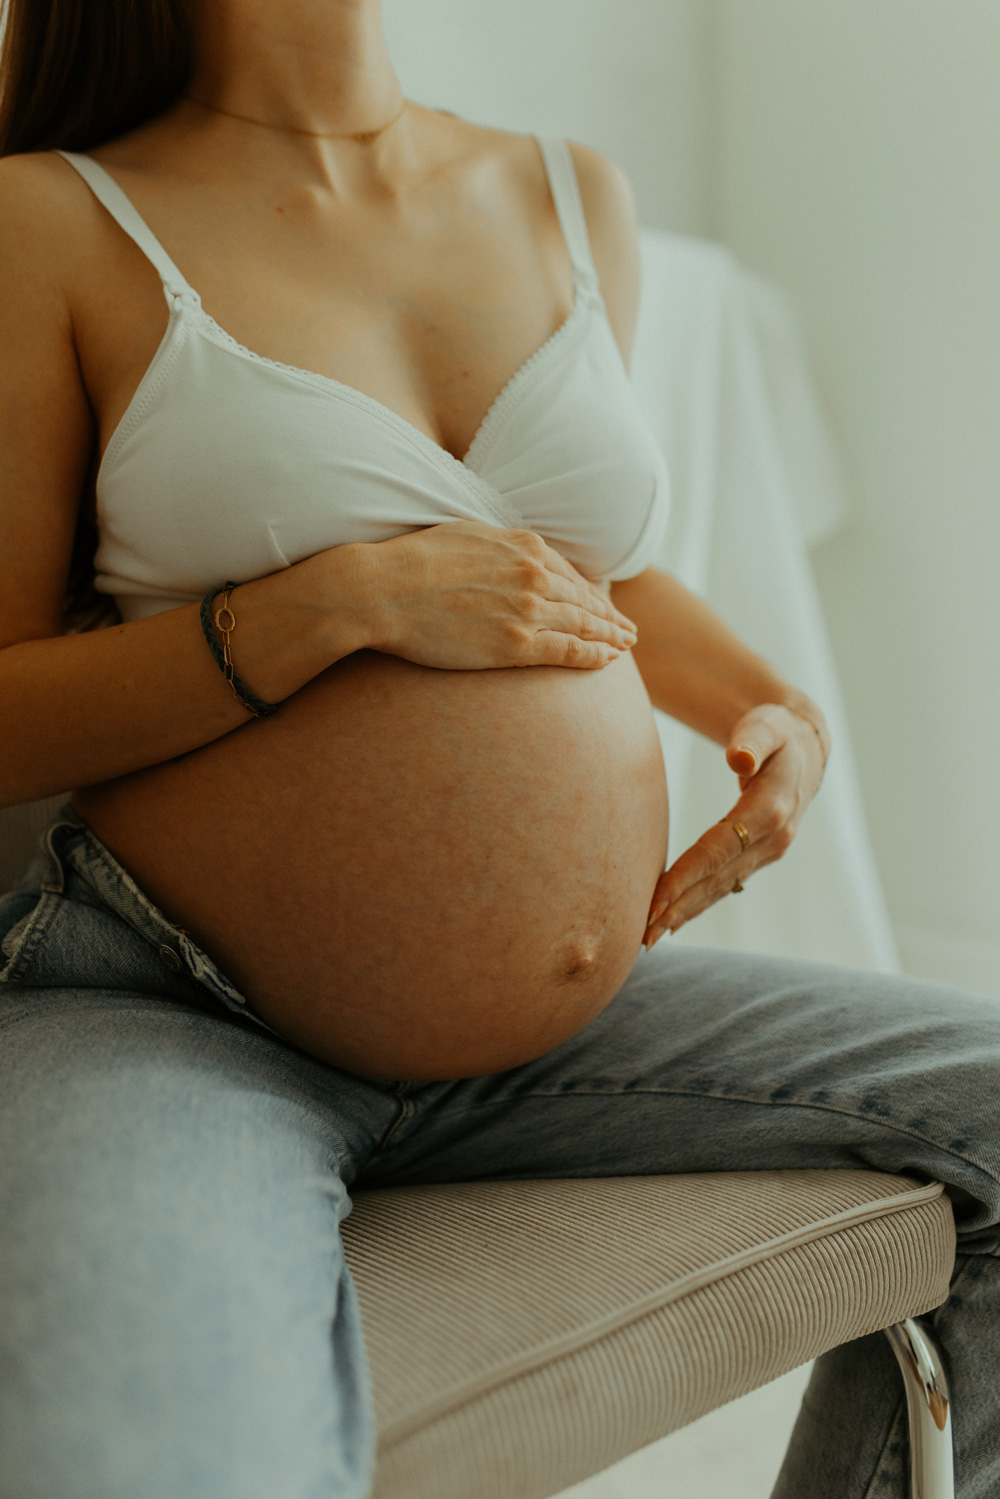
[2,808,276,1033]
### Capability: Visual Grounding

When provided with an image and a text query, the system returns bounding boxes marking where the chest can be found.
[94,288,669,613]
[75,171,576,464]
[64,142,670,610]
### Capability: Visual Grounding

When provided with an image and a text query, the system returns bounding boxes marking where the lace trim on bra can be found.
[463,273,602,472]
[99,266,606,540]
[185,302,537,530]
[187,283,602,470]
[177,278,602,530]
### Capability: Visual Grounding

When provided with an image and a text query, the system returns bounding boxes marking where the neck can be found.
[189,0,402,139]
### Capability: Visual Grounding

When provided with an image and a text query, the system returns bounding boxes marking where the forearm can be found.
[611,567,829,750]
[0,543,376,806]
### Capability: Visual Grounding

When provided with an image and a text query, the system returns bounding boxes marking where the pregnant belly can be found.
[74,650,669,1079]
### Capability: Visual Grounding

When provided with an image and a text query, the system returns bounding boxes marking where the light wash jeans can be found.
[1,811,998,1499]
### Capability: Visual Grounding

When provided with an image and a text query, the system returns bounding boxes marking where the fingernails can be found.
[644,924,673,951]
[648,904,667,929]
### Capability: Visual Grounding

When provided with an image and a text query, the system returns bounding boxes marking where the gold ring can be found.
[731,879,744,894]
[733,821,751,853]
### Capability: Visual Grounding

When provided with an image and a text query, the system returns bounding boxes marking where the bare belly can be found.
[74,650,668,1079]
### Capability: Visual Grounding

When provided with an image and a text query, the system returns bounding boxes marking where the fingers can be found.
[643,804,791,946]
[644,820,746,944]
[644,855,748,949]
[527,630,625,670]
[536,542,638,635]
[514,574,638,664]
[536,598,637,653]
[505,531,639,651]
[643,711,823,946]
[642,869,672,947]
[725,706,787,780]
[389,522,639,671]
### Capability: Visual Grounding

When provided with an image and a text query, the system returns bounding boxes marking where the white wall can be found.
[712,1,1000,992]
[382,0,711,235]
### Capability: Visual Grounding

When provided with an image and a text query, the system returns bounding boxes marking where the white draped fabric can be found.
[561,229,899,1499]
[631,230,898,972]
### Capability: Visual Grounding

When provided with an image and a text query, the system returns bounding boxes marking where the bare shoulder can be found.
[0,150,82,243]
[0,150,103,308]
[0,153,98,645]
[0,147,69,202]
[0,152,95,419]
[566,142,640,361]
[566,142,639,241]
[414,113,641,358]
[0,150,108,404]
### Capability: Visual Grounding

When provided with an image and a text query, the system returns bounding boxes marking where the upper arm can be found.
[0,154,96,648]
[566,142,641,367]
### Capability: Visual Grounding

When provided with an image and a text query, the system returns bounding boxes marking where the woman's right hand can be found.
[362,522,638,670]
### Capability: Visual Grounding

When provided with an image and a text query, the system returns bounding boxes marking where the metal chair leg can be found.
[884,1319,954,1499]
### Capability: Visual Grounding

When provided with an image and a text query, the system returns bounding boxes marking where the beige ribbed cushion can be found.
[343,1171,955,1499]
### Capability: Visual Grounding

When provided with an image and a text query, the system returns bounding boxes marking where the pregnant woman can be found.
[1,1,998,1495]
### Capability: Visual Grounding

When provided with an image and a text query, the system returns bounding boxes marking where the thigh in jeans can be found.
[368,941,1000,1244]
[0,872,404,1499]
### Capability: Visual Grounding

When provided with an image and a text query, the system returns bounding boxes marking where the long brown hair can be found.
[0,0,193,627]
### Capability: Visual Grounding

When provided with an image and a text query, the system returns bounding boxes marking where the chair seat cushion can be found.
[342,1170,954,1499]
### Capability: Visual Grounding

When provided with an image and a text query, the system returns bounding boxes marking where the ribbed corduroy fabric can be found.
[342,1172,955,1499]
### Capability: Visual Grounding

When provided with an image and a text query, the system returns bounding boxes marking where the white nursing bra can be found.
[58,138,670,621]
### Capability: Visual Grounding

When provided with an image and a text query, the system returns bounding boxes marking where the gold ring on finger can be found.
[731,879,745,894]
[733,821,751,853]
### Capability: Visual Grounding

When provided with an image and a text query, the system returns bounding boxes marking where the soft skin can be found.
[0,0,828,1078]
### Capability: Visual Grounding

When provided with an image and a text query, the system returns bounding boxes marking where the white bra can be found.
[58,139,670,621]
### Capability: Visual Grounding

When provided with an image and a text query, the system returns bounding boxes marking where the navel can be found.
[562,945,598,981]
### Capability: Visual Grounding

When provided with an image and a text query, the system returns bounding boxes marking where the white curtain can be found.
[632,229,898,973]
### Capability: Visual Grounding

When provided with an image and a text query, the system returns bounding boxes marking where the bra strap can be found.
[56,150,200,305]
[536,137,600,289]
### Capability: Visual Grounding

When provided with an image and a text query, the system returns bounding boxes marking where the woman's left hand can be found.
[643,702,829,948]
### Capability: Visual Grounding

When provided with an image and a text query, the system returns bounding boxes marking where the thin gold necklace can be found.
[184,94,409,146]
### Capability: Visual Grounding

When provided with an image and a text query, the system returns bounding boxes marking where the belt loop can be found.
[39,813,80,894]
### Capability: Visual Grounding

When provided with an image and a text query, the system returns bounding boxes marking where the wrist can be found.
[779,694,830,768]
[343,531,424,657]
[307,541,386,659]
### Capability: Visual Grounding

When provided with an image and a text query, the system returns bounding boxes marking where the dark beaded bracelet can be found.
[200,582,281,718]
